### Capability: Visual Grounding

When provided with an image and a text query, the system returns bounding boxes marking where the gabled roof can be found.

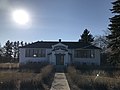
[20,41,101,49]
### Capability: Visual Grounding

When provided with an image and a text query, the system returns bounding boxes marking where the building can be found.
[19,39,101,66]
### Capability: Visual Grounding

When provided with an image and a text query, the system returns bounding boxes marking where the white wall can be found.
[19,48,100,65]
[19,48,25,63]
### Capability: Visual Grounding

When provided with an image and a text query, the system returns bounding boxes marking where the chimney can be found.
[59,39,61,42]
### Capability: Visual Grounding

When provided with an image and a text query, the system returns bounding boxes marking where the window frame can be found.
[74,49,95,58]
[25,48,46,58]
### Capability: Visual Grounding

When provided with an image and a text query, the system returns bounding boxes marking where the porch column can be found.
[64,52,69,66]
[51,52,56,65]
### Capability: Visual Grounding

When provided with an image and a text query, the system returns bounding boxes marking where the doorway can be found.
[56,54,64,65]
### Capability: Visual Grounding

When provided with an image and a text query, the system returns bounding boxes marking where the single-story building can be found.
[19,39,101,66]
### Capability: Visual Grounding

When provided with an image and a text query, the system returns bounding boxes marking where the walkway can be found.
[50,73,70,90]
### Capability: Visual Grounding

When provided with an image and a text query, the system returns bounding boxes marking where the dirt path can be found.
[50,73,70,90]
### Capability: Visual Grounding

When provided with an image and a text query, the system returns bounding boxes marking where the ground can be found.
[0,63,120,90]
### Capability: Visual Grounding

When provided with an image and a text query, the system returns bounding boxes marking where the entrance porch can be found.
[49,42,71,66]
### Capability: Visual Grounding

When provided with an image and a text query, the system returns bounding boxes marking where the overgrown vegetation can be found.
[66,65,120,90]
[19,62,49,73]
[0,63,19,70]
[0,63,54,90]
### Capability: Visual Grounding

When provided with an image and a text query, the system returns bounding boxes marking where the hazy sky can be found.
[0,0,112,46]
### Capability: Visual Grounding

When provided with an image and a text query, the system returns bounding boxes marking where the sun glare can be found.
[12,9,30,25]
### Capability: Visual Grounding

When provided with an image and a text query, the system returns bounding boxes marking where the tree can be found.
[21,41,24,47]
[1,40,28,63]
[0,44,2,57]
[107,0,120,65]
[93,35,108,51]
[79,29,94,44]
[13,41,19,59]
[4,40,13,60]
[25,42,27,46]
[0,44,3,62]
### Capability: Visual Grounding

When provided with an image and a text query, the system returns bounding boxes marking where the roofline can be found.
[19,40,101,50]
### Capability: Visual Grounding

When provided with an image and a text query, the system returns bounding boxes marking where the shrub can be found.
[41,65,53,78]
[41,65,54,89]
[67,66,79,84]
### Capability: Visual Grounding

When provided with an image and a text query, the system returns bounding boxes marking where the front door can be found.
[56,54,64,65]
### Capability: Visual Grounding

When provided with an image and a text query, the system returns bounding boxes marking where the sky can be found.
[0,0,113,46]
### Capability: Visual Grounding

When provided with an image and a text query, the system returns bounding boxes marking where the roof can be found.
[20,41,101,49]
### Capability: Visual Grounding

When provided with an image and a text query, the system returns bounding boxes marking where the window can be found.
[25,48,46,57]
[74,49,95,58]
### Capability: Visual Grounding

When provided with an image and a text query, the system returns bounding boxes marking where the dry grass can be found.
[41,65,53,78]
[67,66,120,90]
[0,72,35,82]
[0,63,19,69]
[0,64,54,89]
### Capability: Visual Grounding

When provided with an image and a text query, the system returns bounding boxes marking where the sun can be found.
[12,9,30,25]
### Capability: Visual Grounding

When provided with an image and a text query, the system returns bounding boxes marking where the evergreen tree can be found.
[25,42,28,46]
[107,0,120,65]
[0,44,2,57]
[13,41,19,59]
[79,29,94,44]
[4,40,13,60]
[21,41,24,47]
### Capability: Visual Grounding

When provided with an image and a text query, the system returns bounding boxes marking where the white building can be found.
[19,39,101,66]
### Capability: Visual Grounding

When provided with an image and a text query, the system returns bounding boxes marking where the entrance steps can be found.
[54,65,66,72]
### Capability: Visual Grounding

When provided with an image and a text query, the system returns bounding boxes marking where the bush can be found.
[67,66,79,84]
[41,65,53,78]
[41,65,54,89]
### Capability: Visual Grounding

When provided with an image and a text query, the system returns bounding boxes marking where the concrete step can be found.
[54,65,65,72]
